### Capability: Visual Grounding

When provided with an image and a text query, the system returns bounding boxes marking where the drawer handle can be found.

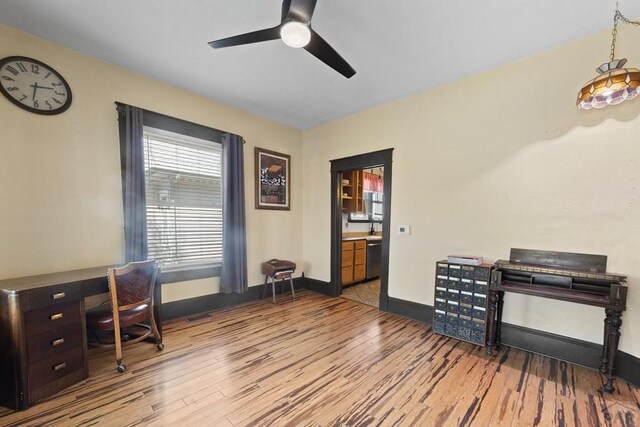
[51,338,65,346]
[52,292,66,300]
[53,362,67,372]
[50,313,63,320]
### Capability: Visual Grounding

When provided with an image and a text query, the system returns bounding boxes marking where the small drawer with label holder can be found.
[458,315,473,329]
[461,266,474,280]
[458,303,472,316]
[472,318,486,330]
[474,268,490,281]
[447,290,460,302]
[448,279,462,290]
[473,294,487,307]
[474,282,488,295]
[436,263,449,276]
[448,265,462,278]
[446,313,459,325]
[446,301,460,314]
[460,279,474,292]
[460,291,473,305]
[434,310,446,323]
[472,306,486,319]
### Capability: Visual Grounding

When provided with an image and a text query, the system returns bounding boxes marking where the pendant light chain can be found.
[610,13,619,61]
[611,6,640,61]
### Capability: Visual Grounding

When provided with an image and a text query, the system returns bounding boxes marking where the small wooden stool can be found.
[262,259,296,303]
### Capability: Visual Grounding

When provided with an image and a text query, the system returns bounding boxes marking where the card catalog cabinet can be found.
[432,261,493,346]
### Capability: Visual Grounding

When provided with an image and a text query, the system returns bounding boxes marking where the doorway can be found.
[340,166,383,308]
[330,149,393,310]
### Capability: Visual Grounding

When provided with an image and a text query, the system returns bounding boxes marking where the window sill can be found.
[160,263,221,284]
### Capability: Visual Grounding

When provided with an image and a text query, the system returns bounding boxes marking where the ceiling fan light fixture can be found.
[208,0,355,78]
[280,21,311,48]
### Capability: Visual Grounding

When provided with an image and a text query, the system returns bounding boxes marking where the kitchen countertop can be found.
[342,235,382,242]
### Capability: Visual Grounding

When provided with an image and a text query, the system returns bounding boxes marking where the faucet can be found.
[369,222,375,235]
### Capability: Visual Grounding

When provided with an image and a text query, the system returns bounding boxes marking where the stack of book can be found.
[447,255,483,266]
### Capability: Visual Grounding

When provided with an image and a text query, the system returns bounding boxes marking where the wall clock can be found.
[0,56,72,115]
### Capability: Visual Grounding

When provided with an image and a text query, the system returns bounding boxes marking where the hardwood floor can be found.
[1,290,638,426]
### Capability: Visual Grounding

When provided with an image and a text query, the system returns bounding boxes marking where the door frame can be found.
[330,148,393,310]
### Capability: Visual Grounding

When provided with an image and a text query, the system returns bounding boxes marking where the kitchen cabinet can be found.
[341,171,364,213]
[342,239,367,285]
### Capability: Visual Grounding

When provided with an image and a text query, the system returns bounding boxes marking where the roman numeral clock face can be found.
[0,56,72,115]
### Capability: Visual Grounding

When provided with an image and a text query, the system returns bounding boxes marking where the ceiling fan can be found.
[208,0,356,78]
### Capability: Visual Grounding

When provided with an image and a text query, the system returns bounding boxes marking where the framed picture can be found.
[255,147,291,210]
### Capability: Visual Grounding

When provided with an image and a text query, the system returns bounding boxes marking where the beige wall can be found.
[0,25,303,302]
[303,27,640,358]
[3,22,640,359]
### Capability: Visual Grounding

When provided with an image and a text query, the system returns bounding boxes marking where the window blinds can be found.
[143,127,223,268]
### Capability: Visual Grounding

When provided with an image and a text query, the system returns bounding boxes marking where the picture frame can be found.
[255,147,291,210]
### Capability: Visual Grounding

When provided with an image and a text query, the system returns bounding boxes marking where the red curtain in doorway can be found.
[363,172,383,192]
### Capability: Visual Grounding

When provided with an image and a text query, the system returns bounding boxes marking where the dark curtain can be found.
[116,104,148,262]
[220,133,248,293]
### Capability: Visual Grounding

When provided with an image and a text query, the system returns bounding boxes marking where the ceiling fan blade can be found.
[281,0,292,21]
[284,0,318,23]
[208,26,281,49]
[304,29,356,78]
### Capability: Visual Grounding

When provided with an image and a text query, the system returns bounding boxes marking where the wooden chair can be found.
[86,260,163,373]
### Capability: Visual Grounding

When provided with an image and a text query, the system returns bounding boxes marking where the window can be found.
[143,126,222,268]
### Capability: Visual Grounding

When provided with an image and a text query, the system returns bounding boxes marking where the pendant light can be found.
[577,6,640,110]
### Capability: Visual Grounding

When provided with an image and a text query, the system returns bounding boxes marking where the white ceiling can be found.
[1,0,639,129]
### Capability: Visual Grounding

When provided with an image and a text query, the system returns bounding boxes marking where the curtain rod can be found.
[115,101,245,143]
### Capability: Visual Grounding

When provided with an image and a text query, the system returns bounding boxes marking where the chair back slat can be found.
[108,260,157,308]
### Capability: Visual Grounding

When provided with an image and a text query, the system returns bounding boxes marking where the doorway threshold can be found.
[341,279,380,308]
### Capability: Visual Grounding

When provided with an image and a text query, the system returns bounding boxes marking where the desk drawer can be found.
[28,348,84,391]
[24,280,104,311]
[27,323,84,364]
[25,301,81,336]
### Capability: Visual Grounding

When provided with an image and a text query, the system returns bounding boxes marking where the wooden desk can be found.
[0,265,161,410]
[486,253,627,394]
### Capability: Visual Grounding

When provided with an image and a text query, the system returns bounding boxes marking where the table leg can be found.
[263,275,269,299]
[600,309,612,373]
[602,310,623,393]
[271,276,276,304]
[496,291,504,347]
[486,290,498,355]
[289,275,295,298]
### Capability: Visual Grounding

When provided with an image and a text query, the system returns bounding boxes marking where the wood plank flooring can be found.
[1,290,638,426]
